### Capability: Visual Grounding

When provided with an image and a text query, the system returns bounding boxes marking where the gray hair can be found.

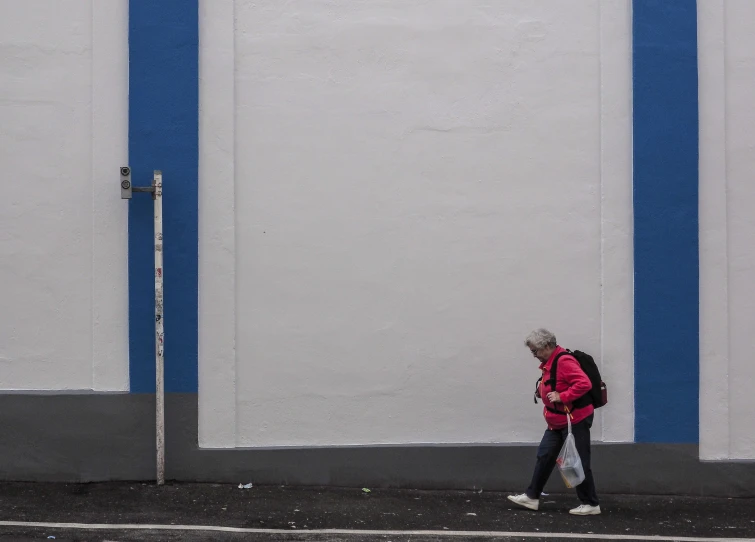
[524,328,557,350]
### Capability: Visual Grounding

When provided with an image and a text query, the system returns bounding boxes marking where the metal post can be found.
[153,170,165,486]
[121,166,165,486]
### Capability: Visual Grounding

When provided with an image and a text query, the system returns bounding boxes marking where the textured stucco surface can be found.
[0,0,129,391]
[199,0,634,448]
[699,0,755,460]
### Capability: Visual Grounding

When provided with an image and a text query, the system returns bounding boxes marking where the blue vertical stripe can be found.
[632,0,699,442]
[128,0,199,393]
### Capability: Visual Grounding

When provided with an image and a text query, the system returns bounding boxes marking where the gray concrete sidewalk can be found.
[0,482,752,541]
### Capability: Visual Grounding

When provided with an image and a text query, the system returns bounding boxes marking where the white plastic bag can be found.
[556,411,585,488]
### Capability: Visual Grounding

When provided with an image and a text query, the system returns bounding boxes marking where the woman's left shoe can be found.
[569,504,601,515]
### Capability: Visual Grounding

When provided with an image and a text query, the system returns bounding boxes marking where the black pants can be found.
[525,414,599,506]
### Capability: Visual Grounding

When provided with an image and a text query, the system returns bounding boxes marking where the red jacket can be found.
[538,346,594,430]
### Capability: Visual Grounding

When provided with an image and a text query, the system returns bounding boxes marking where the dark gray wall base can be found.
[0,393,155,482]
[1,393,753,497]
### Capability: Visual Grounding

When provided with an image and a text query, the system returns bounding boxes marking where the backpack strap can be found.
[546,404,575,419]
[547,351,570,388]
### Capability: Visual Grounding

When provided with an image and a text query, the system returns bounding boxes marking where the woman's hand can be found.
[546,391,561,403]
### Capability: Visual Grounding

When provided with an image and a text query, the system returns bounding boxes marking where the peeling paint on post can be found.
[153,170,165,485]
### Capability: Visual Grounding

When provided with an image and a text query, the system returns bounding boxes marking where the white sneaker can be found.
[507,493,539,511]
[569,504,601,515]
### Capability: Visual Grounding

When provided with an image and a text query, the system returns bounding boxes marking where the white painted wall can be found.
[0,0,129,390]
[199,0,634,448]
[699,0,755,460]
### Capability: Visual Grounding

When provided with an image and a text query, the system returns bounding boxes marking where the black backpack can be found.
[535,349,607,410]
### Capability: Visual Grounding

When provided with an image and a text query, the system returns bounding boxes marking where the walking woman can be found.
[507,328,601,515]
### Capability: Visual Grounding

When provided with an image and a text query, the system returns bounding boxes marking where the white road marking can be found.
[0,520,753,541]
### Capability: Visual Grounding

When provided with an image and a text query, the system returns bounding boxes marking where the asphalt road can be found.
[0,482,752,541]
